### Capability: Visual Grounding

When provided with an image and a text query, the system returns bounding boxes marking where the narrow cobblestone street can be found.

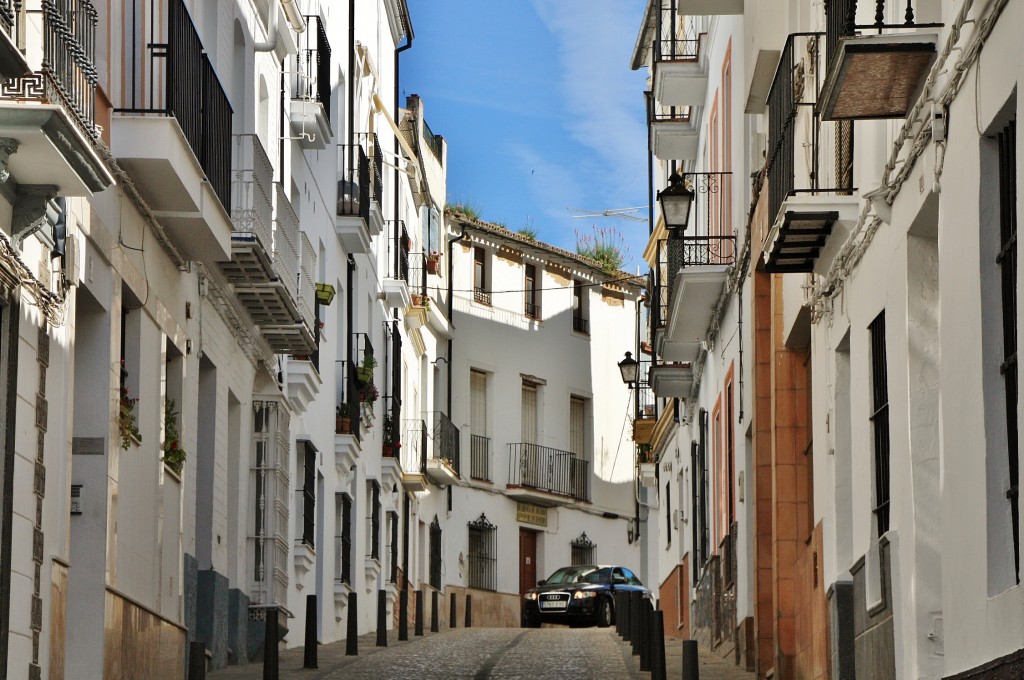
[207,627,757,680]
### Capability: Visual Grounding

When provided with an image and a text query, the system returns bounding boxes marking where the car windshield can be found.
[544,566,609,585]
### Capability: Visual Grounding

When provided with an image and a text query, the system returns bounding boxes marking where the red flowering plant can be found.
[118,359,141,449]
[162,398,186,475]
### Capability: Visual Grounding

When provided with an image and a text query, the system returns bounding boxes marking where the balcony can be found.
[335,132,384,253]
[651,11,707,108]
[382,220,411,308]
[650,101,698,161]
[632,359,657,445]
[401,419,429,492]
[818,0,940,121]
[222,134,274,284]
[506,443,591,506]
[762,33,859,274]
[0,0,113,199]
[425,412,460,486]
[290,16,332,150]
[112,0,232,262]
[649,362,695,399]
[653,173,735,362]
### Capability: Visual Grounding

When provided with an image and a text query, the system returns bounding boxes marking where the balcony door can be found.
[522,383,538,486]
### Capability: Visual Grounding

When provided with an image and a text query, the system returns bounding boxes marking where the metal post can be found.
[263,608,279,680]
[652,610,667,680]
[399,588,409,641]
[629,592,641,654]
[640,601,652,672]
[345,593,358,656]
[376,590,388,647]
[615,592,624,637]
[465,593,472,628]
[621,591,630,641]
[415,590,424,636]
[303,594,318,668]
[188,641,206,680]
[431,591,439,632]
[450,592,457,628]
[682,639,700,680]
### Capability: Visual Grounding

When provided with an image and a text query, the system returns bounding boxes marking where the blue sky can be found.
[402,0,651,271]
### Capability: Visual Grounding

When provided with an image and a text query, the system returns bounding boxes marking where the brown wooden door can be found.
[519,528,537,595]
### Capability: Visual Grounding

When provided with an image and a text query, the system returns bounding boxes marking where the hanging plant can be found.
[118,361,141,449]
[162,397,186,474]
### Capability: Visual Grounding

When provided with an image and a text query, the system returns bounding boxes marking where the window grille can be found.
[366,481,381,560]
[473,247,490,305]
[666,482,672,547]
[429,516,442,590]
[336,493,352,584]
[299,442,315,548]
[570,532,596,566]
[250,401,290,606]
[471,371,490,480]
[525,263,541,319]
[997,118,1020,581]
[572,281,589,334]
[388,511,399,584]
[467,513,497,591]
[869,312,891,536]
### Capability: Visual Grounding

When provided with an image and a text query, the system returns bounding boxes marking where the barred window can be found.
[387,511,399,584]
[336,493,352,584]
[467,513,497,591]
[570,532,595,566]
[366,481,381,560]
[525,263,541,319]
[298,442,316,548]
[869,313,891,537]
[429,516,442,590]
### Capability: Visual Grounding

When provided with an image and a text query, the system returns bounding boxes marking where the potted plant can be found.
[382,413,401,457]
[356,353,377,383]
[162,398,186,475]
[426,249,442,275]
[359,381,379,405]
[118,360,141,449]
[336,402,352,434]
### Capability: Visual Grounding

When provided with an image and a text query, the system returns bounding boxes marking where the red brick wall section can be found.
[793,522,830,680]
[658,558,691,639]
[753,268,775,680]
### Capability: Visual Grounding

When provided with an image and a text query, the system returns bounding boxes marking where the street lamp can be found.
[658,172,694,231]
[618,351,639,386]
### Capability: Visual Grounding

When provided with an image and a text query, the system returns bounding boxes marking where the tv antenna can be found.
[567,206,648,222]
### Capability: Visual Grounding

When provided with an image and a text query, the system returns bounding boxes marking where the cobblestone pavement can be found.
[208,627,649,680]
[663,638,757,680]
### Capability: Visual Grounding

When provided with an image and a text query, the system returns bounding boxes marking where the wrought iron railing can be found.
[1,0,98,139]
[408,252,428,300]
[338,143,369,220]
[335,494,352,584]
[653,1,703,62]
[637,359,656,420]
[650,99,692,125]
[524,301,541,321]
[423,118,442,164]
[507,443,591,502]
[825,0,940,64]
[116,0,232,210]
[467,514,497,591]
[386,220,410,282]
[470,434,490,481]
[231,134,273,252]
[433,412,460,475]
[473,288,491,306]
[383,395,401,457]
[573,314,589,335]
[297,15,331,122]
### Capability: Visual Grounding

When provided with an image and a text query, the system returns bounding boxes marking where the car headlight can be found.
[524,592,538,601]
[573,591,598,600]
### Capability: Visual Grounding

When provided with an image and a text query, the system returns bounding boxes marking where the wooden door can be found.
[519,528,538,595]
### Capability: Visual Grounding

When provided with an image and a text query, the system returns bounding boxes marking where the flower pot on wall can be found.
[356,366,373,383]
[336,417,352,434]
[426,258,440,275]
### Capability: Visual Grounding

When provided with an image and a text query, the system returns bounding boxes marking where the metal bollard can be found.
[345,593,358,656]
[465,594,473,628]
[614,592,623,637]
[651,610,667,680]
[450,592,458,628]
[621,591,630,642]
[303,594,318,668]
[639,601,652,672]
[398,588,409,641]
[415,590,424,636]
[431,591,440,632]
[263,607,280,680]
[188,641,206,680]
[376,590,388,647]
[629,592,641,655]
[682,639,700,680]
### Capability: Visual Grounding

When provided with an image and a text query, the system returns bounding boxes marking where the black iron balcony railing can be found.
[408,252,428,300]
[637,359,656,420]
[765,33,858,225]
[524,301,541,321]
[334,360,362,442]
[825,0,940,63]
[117,0,232,210]
[1,0,98,139]
[386,220,410,282]
[470,434,491,481]
[382,395,401,457]
[573,314,589,335]
[473,288,491,306]
[653,0,701,62]
[507,443,591,502]
[423,118,442,164]
[653,235,736,329]
[433,412,460,475]
[297,15,331,122]
[338,132,382,221]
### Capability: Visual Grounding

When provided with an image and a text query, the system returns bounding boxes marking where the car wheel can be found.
[596,597,613,628]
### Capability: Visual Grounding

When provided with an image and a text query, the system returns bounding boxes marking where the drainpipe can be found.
[445,226,468,416]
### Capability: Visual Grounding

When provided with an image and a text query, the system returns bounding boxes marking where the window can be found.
[726,377,735,527]
[571,532,596,566]
[336,493,352,584]
[666,482,672,547]
[572,281,589,334]
[470,370,490,481]
[467,513,497,591]
[473,247,490,305]
[424,204,439,254]
[298,442,316,548]
[366,480,381,560]
[524,263,540,319]
[429,516,442,590]
[569,396,586,457]
[250,401,290,606]
[869,313,891,537]
[996,118,1020,581]
[521,382,538,445]
[387,511,399,584]
[692,408,709,583]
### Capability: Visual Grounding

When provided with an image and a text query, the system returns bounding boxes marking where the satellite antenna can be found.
[567,207,648,222]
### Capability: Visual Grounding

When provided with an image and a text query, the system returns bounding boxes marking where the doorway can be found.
[519,528,538,595]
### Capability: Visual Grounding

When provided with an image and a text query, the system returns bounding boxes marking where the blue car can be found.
[521,565,652,628]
